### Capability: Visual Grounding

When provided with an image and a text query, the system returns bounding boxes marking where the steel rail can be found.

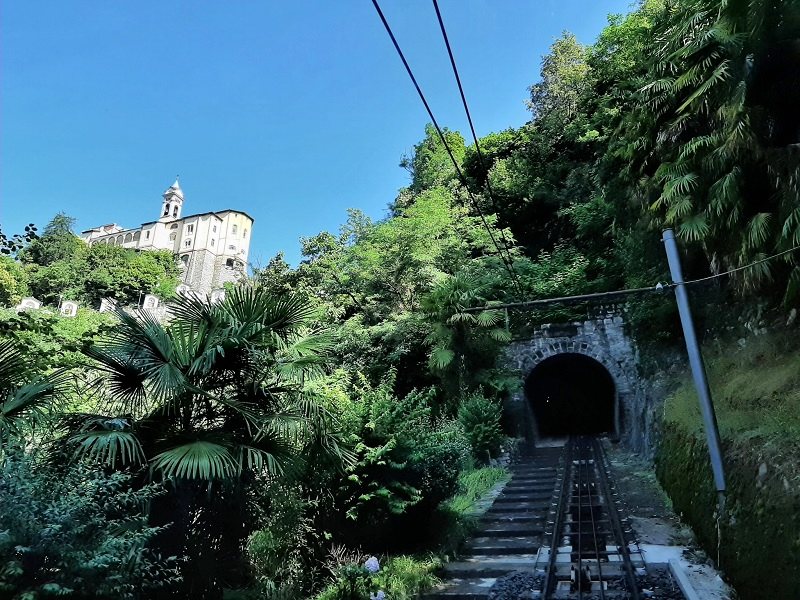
[576,437,584,600]
[585,437,607,600]
[593,437,641,600]
[542,438,574,599]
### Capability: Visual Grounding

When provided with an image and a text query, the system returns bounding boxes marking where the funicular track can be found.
[537,437,644,599]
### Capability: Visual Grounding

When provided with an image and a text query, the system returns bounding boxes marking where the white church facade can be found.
[80,179,253,296]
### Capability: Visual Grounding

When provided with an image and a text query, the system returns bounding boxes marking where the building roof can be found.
[139,209,255,227]
[163,178,184,199]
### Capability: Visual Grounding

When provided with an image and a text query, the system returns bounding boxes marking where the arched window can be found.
[133,231,141,241]
[173,206,178,217]
[170,223,178,229]
[232,224,238,235]
[184,239,192,247]
[116,235,123,244]
[124,233,132,243]
[169,232,176,241]
[243,228,247,239]
[164,204,170,216]
[181,254,189,265]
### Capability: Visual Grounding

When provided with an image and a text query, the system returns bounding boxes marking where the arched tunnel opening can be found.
[524,353,616,437]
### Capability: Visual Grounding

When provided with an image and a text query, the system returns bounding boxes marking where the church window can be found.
[184,239,192,247]
[169,233,176,241]
[133,231,140,241]
[243,228,247,239]
[116,235,123,244]
[170,223,178,229]
[181,255,189,265]
[211,239,215,247]
[145,231,151,239]
[173,206,178,217]
[212,225,217,233]
[226,258,234,267]
[164,204,170,216]
[232,224,238,235]
[124,233,132,243]
[228,244,236,251]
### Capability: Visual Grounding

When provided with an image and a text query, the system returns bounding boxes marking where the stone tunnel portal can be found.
[524,353,616,437]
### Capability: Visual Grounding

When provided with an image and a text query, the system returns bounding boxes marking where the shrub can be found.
[458,393,504,463]
[0,452,181,599]
[308,371,471,547]
[316,555,440,600]
[247,482,326,596]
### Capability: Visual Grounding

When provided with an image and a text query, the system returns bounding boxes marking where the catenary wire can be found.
[681,245,800,285]
[462,244,800,312]
[430,0,518,265]
[370,0,522,293]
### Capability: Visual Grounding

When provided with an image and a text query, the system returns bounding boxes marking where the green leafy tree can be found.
[0,256,29,306]
[21,213,83,267]
[0,454,181,599]
[27,244,179,307]
[64,285,342,595]
[632,0,800,294]
[398,124,466,197]
[527,32,591,123]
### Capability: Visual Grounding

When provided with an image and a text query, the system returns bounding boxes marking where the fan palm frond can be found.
[70,429,144,467]
[151,438,238,480]
[429,347,455,371]
[745,212,773,250]
[679,213,711,242]
[0,342,67,442]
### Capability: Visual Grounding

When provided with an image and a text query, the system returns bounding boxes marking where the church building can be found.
[80,179,254,297]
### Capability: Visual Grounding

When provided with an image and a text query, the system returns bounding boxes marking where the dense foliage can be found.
[1,213,180,308]
[0,0,797,598]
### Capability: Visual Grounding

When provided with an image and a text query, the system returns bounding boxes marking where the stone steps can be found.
[442,556,538,578]
[465,536,541,555]
[425,447,564,599]
[476,522,545,537]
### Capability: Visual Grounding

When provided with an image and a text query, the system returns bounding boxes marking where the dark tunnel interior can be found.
[525,353,616,437]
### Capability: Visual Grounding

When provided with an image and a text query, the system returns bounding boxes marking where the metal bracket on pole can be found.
[662,229,727,515]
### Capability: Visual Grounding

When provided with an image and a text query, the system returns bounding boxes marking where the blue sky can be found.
[1,1,633,266]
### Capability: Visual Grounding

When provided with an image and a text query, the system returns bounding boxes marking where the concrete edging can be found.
[668,558,701,600]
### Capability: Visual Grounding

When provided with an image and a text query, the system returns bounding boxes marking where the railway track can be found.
[535,436,645,599]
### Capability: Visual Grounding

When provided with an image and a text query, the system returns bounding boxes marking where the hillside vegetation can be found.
[658,324,800,599]
[0,1,798,599]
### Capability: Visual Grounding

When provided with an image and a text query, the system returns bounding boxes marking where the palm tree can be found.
[630,0,800,295]
[68,285,341,478]
[65,285,345,596]
[0,340,66,450]
[423,272,511,406]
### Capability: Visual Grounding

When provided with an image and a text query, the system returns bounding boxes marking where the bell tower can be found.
[160,177,184,221]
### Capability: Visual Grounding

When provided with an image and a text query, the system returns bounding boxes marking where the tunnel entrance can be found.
[524,353,616,437]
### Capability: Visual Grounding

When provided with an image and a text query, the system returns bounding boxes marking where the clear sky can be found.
[1,1,632,266]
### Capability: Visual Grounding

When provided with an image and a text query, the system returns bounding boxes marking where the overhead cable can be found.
[460,284,669,312]
[430,0,518,263]
[462,245,800,313]
[370,0,522,293]
[682,245,800,285]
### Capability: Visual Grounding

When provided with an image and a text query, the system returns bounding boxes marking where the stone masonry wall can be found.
[505,308,660,455]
